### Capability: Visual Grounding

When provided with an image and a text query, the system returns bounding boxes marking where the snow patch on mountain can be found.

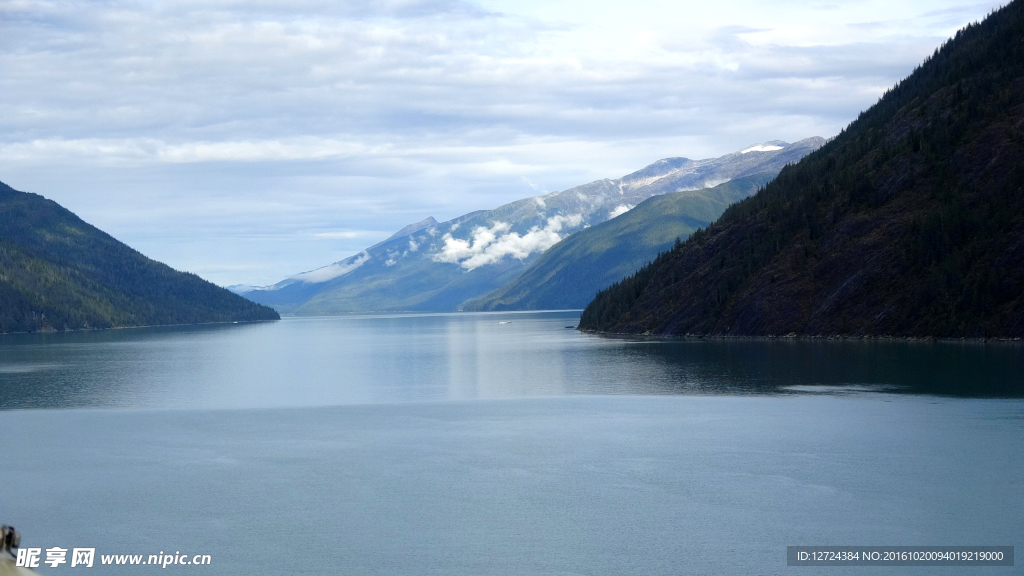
[741,144,784,153]
[291,251,370,283]
[226,284,264,294]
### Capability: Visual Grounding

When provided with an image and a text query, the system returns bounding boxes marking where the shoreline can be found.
[0,318,279,337]
[577,328,1024,344]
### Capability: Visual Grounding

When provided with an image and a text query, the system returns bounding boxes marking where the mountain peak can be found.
[246,138,823,314]
[740,141,788,153]
[385,216,439,242]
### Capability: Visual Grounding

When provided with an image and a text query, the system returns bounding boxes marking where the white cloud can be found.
[432,213,583,270]
[433,221,512,265]
[740,144,783,153]
[0,0,1004,285]
[608,204,633,218]
[290,251,370,283]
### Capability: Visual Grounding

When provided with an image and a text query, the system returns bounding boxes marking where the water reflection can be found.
[0,312,1021,410]
[616,337,1024,397]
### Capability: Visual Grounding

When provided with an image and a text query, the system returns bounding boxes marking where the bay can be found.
[0,312,1021,575]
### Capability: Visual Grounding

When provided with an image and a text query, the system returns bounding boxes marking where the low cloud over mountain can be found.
[243,138,822,313]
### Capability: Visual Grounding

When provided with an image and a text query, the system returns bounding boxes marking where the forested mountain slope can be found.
[0,181,279,333]
[465,174,776,311]
[580,1,1024,338]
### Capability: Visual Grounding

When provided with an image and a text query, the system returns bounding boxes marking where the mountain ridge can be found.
[464,173,778,311]
[0,180,280,333]
[385,216,439,243]
[244,138,823,314]
[579,2,1024,338]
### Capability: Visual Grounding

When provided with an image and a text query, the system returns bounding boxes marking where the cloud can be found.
[608,204,633,218]
[0,0,1005,285]
[433,213,583,270]
[433,221,511,265]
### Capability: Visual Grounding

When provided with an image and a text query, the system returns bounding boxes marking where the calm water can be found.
[0,312,1022,575]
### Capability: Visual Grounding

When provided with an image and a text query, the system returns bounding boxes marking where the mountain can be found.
[464,174,778,311]
[579,1,1024,338]
[226,284,265,295]
[244,139,823,314]
[0,181,279,333]
[384,216,438,242]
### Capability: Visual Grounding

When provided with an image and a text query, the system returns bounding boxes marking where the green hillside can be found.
[0,181,279,333]
[580,1,1024,338]
[465,174,775,311]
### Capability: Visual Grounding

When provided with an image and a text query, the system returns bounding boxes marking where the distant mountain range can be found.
[0,181,279,333]
[580,1,1024,338]
[242,139,823,313]
[464,174,778,311]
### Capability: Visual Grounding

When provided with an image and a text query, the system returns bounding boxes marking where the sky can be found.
[0,0,1006,287]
